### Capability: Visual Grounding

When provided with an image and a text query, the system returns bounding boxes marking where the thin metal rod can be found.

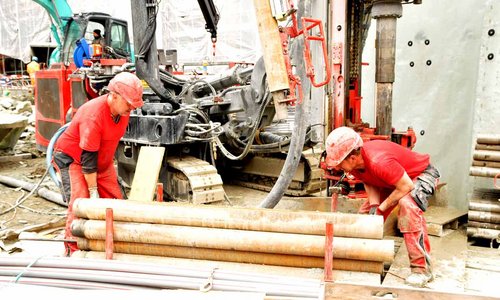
[0,256,320,287]
[0,266,319,298]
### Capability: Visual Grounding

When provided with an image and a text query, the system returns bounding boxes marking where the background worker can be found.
[92,29,105,46]
[324,126,440,288]
[52,72,143,255]
[26,56,40,86]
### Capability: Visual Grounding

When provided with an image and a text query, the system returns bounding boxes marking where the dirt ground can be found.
[0,157,66,246]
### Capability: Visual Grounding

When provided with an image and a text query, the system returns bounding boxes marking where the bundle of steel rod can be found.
[0,256,322,298]
[469,134,500,178]
[70,199,393,274]
[467,188,500,240]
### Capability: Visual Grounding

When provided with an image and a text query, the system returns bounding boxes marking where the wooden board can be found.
[129,146,165,202]
[425,206,467,237]
[253,0,289,120]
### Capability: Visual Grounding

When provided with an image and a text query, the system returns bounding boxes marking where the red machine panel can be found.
[34,64,74,150]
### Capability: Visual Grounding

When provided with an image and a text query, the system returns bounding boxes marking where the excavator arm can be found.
[32,0,73,64]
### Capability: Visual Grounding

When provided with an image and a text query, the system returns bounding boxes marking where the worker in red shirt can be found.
[52,72,144,255]
[324,126,440,288]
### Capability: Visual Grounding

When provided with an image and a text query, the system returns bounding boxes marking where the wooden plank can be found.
[253,0,289,120]
[427,223,444,237]
[425,206,466,237]
[425,206,467,225]
[129,146,165,202]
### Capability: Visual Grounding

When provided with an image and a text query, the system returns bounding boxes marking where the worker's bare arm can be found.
[379,172,414,212]
[83,172,97,190]
[364,183,381,206]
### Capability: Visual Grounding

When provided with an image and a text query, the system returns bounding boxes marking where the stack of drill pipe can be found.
[71,198,393,274]
[0,256,322,298]
[469,134,500,178]
[468,199,500,240]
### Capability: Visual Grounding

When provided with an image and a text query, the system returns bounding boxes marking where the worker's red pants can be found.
[359,193,432,273]
[53,159,123,255]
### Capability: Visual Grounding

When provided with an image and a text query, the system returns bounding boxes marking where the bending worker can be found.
[324,126,440,288]
[52,72,144,255]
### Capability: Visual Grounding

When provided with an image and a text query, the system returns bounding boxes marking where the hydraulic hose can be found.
[258,41,310,208]
[258,97,309,208]
[46,123,70,188]
[258,0,312,209]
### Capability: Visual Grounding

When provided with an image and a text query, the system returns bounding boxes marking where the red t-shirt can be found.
[55,95,129,171]
[350,140,429,189]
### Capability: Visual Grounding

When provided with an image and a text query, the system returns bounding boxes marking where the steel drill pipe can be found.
[0,275,138,290]
[71,220,394,262]
[475,144,500,151]
[473,150,500,162]
[469,166,500,178]
[477,134,500,145]
[469,201,500,213]
[467,221,500,231]
[72,198,383,239]
[0,266,319,298]
[0,256,320,288]
[468,210,500,224]
[76,238,384,274]
[472,160,500,168]
[466,227,500,240]
[0,174,66,206]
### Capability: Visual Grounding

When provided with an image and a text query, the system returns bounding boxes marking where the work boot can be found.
[405,271,433,288]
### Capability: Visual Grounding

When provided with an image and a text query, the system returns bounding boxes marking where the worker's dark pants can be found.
[53,152,123,256]
[359,165,440,274]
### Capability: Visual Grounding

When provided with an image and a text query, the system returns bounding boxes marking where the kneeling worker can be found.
[324,126,440,287]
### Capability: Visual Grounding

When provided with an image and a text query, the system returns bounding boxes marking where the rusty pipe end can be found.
[71,219,87,238]
[76,238,90,250]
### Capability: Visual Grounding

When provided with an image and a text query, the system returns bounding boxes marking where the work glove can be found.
[369,205,383,216]
[88,187,99,199]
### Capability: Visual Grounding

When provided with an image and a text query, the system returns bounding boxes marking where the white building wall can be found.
[470,0,500,191]
[362,0,499,209]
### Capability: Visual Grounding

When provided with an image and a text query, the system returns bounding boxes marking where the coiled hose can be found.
[46,123,71,188]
